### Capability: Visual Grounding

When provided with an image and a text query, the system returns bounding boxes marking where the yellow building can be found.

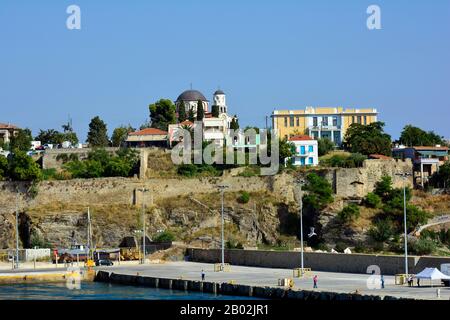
[271,107,378,145]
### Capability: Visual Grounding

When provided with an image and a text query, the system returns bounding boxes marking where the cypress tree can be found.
[211,105,220,117]
[196,99,205,121]
[178,102,187,122]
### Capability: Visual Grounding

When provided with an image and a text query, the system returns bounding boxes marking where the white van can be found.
[441,264,450,286]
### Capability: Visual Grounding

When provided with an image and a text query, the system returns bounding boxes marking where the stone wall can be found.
[188,248,450,275]
[324,159,413,198]
[0,174,294,214]
[42,148,120,170]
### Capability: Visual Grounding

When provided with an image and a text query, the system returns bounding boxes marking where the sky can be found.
[1,0,449,142]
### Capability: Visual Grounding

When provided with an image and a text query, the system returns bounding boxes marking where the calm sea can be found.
[0,282,262,300]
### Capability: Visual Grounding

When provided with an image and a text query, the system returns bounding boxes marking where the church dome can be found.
[176,90,208,102]
[214,89,225,95]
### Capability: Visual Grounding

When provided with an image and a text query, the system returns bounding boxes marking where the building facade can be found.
[169,89,236,147]
[0,122,20,145]
[271,107,378,145]
[393,145,449,188]
[287,135,319,167]
[126,128,168,148]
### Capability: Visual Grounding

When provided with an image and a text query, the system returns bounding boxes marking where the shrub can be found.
[337,204,360,224]
[226,240,244,249]
[409,238,437,255]
[334,242,348,253]
[368,219,394,242]
[153,231,175,243]
[238,191,250,204]
[365,192,382,208]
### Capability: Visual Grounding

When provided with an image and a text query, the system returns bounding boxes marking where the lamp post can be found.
[137,188,150,264]
[395,172,412,276]
[217,185,229,271]
[295,178,306,274]
[15,191,19,269]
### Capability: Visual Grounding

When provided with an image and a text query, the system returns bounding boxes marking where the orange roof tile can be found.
[289,135,314,141]
[128,128,167,136]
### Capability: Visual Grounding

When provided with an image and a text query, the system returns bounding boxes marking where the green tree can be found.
[196,100,205,121]
[303,173,334,210]
[10,128,32,152]
[399,125,444,147]
[343,122,392,156]
[61,122,79,145]
[35,129,64,145]
[188,108,195,122]
[279,138,295,165]
[211,105,220,117]
[178,103,187,122]
[149,99,177,131]
[365,192,382,208]
[8,151,42,181]
[112,125,134,147]
[338,204,361,224]
[230,116,239,130]
[430,161,450,189]
[0,155,8,180]
[318,138,335,156]
[87,116,109,147]
[374,176,394,201]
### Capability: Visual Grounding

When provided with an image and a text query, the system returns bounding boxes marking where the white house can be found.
[288,135,319,167]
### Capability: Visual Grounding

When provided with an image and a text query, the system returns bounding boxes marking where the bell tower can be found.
[213,89,227,114]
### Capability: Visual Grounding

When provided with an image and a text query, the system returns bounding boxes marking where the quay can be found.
[95,261,450,300]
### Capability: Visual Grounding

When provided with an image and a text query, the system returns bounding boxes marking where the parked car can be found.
[95,259,113,266]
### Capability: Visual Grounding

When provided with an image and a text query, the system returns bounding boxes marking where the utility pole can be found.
[217,185,229,271]
[295,178,306,275]
[395,172,412,276]
[15,190,19,269]
[87,207,92,260]
[137,188,150,264]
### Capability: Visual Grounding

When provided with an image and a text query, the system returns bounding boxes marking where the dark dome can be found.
[214,89,225,95]
[176,90,208,102]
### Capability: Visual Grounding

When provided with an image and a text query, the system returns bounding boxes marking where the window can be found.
[313,117,318,127]
[300,146,306,155]
[301,158,306,166]
[309,145,314,153]
[322,117,329,126]
[352,116,355,124]
[357,116,362,124]
[333,116,338,127]
[308,157,314,165]
[364,116,367,125]
[290,116,295,127]
[296,117,300,127]
[284,117,288,127]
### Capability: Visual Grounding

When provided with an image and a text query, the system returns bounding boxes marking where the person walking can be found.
[381,275,385,289]
[417,278,420,287]
[201,269,205,281]
[313,275,318,289]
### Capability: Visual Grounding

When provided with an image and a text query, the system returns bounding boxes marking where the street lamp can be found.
[395,172,412,276]
[137,188,150,264]
[217,184,229,272]
[15,190,19,269]
[295,178,306,274]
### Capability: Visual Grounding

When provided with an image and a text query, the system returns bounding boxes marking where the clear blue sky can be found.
[1,0,449,141]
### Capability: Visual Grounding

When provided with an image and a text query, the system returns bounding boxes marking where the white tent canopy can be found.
[415,268,450,280]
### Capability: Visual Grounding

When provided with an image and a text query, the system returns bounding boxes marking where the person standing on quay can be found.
[201,270,205,281]
[313,275,318,289]
[381,275,385,289]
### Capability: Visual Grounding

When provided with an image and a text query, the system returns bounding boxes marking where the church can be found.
[169,89,237,147]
